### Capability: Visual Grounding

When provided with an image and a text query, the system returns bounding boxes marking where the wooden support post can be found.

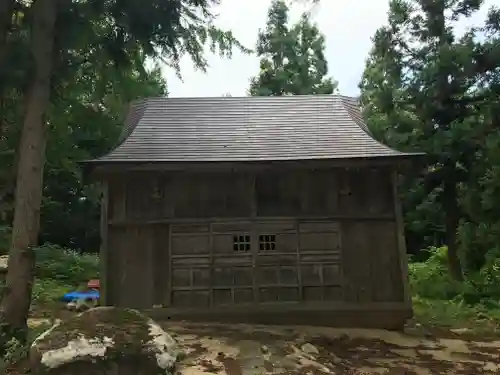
[391,169,412,308]
[100,179,109,306]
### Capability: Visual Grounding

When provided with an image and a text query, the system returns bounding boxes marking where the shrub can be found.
[465,256,500,302]
[0,335,28,372]
[412,295,500,330]
[32,278,73,305]
[0,226,11,255]
[35,244,99,285]
[410,245,500,304]
[409,246,466,300]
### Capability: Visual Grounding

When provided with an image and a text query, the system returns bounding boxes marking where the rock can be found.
[0,254,8,271]
[300,342,319,355]
[65,298,98,312]
[30,307,178,375]
[450,328,470,334]
[0,255,8,285]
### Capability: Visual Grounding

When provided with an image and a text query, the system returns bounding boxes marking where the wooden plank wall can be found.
[104,166,405,308]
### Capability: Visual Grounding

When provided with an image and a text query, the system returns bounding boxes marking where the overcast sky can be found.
[162,0,496,98]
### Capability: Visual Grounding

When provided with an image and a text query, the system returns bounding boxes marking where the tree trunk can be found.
[443,180,464,281]
[0,0,14,45]
[0,0,16,138]
[0,0,57,344]
[0,0,15,76]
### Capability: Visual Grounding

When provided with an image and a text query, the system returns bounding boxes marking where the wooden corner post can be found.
[391,169,412,309]
[100,179,109,306]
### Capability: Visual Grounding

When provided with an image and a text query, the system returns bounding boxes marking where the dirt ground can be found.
[162,322,500,375]
[26,317,500,375]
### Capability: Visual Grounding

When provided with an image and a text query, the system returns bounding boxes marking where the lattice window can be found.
[259,234,276,251]
[233,235,251,252]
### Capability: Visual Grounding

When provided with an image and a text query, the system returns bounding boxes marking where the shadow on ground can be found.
[162,322,500,375]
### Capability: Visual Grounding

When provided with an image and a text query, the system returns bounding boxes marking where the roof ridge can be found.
[338,96,370,133]
[143,93,343,101]
[338,96,407,156]
[113,100,150,149]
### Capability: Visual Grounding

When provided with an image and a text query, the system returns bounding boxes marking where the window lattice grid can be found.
[233,235,251,252]
[259,234,276,251]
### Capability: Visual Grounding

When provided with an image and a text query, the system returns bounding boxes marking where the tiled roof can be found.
[90,94,418,163]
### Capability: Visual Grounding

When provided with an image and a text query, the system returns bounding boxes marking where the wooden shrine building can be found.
[83,94,421,329]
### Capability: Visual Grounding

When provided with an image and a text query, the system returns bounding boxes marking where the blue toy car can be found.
[62,290,100,303]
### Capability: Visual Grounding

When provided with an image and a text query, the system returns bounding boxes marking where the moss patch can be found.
[30,307,177,375]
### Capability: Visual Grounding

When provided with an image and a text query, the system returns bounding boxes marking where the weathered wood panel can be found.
[170,223,211,308]
[106,167,395,222]
[104,166,406,313]
[107,176,127,221]
[99,181,109,305]
[107,226,155,308]
[255,172,302,216]
[152,224,169,306]
[341,222,372,302]
[211,221,254,306]
[367,222,403,302]
[298,221,342,302]
[392,170,412,306]
[172,173,253,218]
[255,221,299,303]
[106,226,124,306]
[367,168,394,215]
[158,219,352,307]
[341,221,403,303]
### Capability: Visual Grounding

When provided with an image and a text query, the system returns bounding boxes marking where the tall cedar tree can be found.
[360,0,500,280]
[249,0,337,96]
[0,0,245,348]
[2,0,58,345]
[0,6,168,251]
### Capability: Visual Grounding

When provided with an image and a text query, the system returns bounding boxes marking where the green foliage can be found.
[0,314,53,372]
[34,244,99,286]
[409,247,460,300]
[412,296,500,332]
[0,24,169,252]
[31,279,72,307]
[410,246,500,316]
[25,244,100,307]
[410,246,500,332]
[0,0,249,254]
[360,0,500,278]
[0,226,10,254]
[39,58,167,250]
[0,335,28,371]
[249,0,337,96]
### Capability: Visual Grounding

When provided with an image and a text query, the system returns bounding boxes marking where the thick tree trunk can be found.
[0,0,15,138]
[0,0,14,47]
[0,147,19,221]
[443,180,464,281]
[0,0,15,76]
[0,0,56,343]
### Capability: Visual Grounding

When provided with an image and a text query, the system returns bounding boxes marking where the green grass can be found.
[31,279,72,308]
[412,296,500,335]
[31,244,99,308]
[409,246,500,336]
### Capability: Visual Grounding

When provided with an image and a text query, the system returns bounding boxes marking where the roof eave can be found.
[80,152,423,165]
[79,152,425,179]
